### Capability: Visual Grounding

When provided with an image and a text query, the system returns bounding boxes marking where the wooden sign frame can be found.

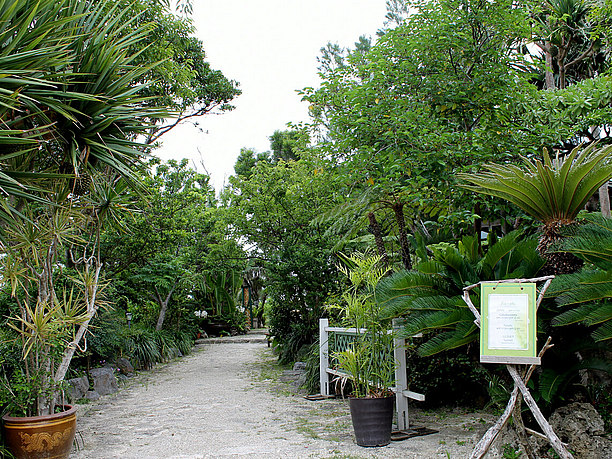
[462,276,574,459]
[480,282,539,365]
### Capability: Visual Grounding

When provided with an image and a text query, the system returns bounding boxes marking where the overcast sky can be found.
[155,0,388,191]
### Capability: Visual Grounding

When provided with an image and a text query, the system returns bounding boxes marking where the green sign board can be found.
[480,282,540,365]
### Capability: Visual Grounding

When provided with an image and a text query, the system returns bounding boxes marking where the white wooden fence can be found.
[319,318,424,430]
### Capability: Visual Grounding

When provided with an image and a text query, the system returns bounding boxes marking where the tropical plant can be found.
[0,0,167,417]
[0,194,109,416]
[377,231,545,356]
[201,270,243,317]
[459,143,612,273]
[330,252,395,398]
[547,213,612,342]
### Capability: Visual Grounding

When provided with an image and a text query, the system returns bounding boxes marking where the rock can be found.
[291,372,307,391]
[85,390,100,401]
[115,357,134,375]
[293,361,306,371]
[547,402,612,459]
[89,367,119,396]
[279,370,304,382]
[66,376,89,402]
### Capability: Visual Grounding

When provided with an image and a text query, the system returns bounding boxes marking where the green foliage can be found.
[501,443,523,459]
[269,129,307,162]
[101,158,245,331]
[121,327,192,370]
[224,148,342,362]
[122,327,160,370]
[547,214,612,341]
[86,311,131,363]
[112,0,240,143]
[302,341,322,395]
[331,252,395,398]
[518,75,612,144]
[459,144,612,228]
[405,348,490,408]
[303,0,535,225]
[1,0,169,192]
[378,231,545,356]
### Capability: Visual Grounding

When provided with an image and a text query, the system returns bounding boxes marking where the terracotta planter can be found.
[349,395,395,447]
[2,405,76,459]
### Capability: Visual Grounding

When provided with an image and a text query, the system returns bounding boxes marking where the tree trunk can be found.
[392,202,412,270]
[51,261,102,414]
[544,44,556,90]
[368,212,389,268]
[600,183,611,218]
[155,283,178,331]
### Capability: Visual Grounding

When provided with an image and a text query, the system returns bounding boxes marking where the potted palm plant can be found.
[330,253,396,447]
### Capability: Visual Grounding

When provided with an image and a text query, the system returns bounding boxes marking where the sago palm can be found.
[377,231,544,356]
[546,213,612,342]
[459,143,612,274]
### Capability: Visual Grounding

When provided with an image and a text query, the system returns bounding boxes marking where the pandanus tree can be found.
[459,143,612,274]
[0,0,168,416]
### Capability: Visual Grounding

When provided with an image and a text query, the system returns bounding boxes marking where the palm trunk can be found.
[538,223,583,275]
[473,203,482,254]
[368,212,389,268]
[600,183,610,218]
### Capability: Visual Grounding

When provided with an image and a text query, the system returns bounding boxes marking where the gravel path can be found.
[72,333,500,458]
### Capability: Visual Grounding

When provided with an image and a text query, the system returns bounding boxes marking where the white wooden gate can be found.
[319,318,424,430]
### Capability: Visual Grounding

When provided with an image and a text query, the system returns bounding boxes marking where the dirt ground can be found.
[71,332,507,458]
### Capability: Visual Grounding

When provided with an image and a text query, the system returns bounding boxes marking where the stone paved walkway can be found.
[71,331,499,458]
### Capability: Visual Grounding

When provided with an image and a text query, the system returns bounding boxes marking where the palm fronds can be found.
[548,214,612,341]
[459,144,612,226]
[555,213,612,270]
[378,232,545,355]
[0,0,169,225]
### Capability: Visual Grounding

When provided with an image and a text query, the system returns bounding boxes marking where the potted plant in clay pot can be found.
[330,253,396,447]
[0,176,121,459]
[0,1,168,456]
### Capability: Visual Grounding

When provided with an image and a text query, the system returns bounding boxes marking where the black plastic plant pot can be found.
[349,395,395,447]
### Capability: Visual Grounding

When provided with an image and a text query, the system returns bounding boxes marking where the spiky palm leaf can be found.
[459,143,612,274]
[459,144,612,227]
[555,213,612,270]
[0,0,168,225]
[547,214,612,341]
[378,231,545,356]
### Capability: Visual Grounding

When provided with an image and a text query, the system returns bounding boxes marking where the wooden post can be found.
[393,319,409,430]
[507,365,573,459]
[319,318,330,396]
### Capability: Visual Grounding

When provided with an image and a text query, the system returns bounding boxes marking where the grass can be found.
[295,418,320,439]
